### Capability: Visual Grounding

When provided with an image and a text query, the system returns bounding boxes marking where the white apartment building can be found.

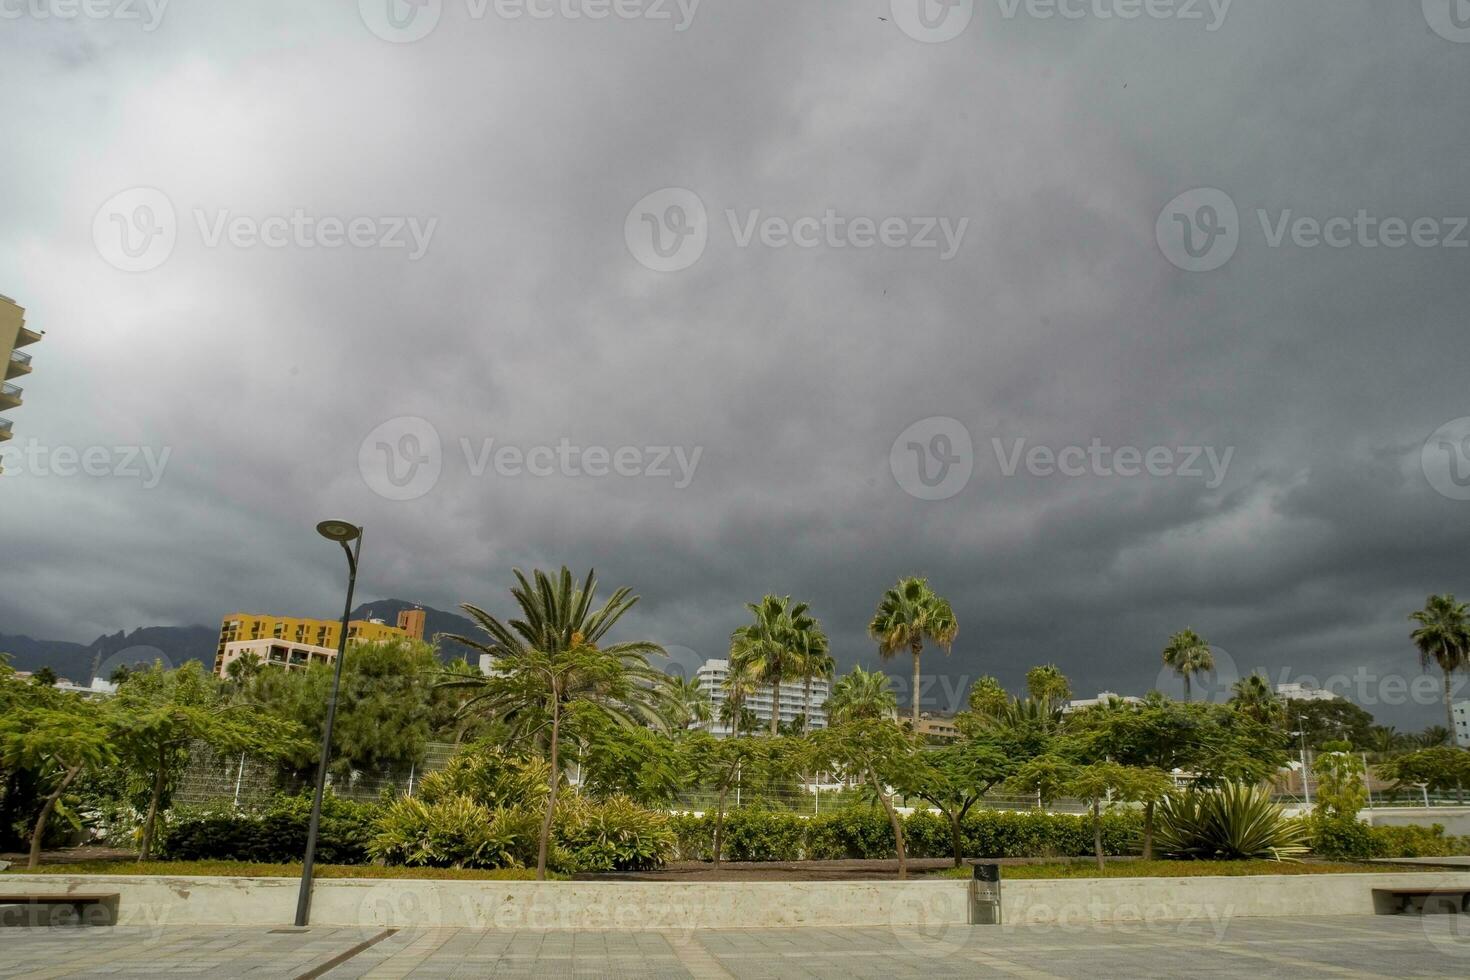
[1063,691,1143,714]
[695,658,829,736]
[1454,701,1470,749]
[1276,682,1340,702]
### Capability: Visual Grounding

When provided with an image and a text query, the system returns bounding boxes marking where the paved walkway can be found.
[2,915,1469,977]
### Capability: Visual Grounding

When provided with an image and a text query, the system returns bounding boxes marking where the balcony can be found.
[12,322,42,348]
[6,348,30,380]
[0,382,20,410]
[0,417,11,441]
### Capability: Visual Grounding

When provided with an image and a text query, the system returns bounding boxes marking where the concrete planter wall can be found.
[12,871,1470,930]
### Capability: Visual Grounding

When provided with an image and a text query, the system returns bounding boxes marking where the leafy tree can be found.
[1026,665,1072,710]
[683,732,792,868]
[444,567,671,879]
[807,718,918,876]
[0,685,118,868]
[30,666,58,688]
[826,666,898,724]
[1007,754,1076,809]
[1311,740,1367,819]
[895,733,1017,866]
[245,638,438,780]
[1161,629,1213,701]
[1409,594,1470,736]
[116,661,305,860]
[1415,725,1453,750]
[1066,760,1173,871]
[574,716,684,807]
[1377,747,1470,804]
[869,577,958,729]
[1287,698,1376,750]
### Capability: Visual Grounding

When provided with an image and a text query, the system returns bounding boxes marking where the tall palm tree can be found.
[795,622,834,733]
[1410,594,1470,737]
[1161,629,1214,701]
[720,658,760,739]
[731,595,821,736]
[442,567,670,879]
[826,666,898,724]
[1416,725,1453,750]
[868,577,959,729]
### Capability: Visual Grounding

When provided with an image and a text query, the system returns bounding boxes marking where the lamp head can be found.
[316,520,361,543]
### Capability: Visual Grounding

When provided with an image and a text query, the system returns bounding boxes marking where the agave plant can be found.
[1156,782,1309,861]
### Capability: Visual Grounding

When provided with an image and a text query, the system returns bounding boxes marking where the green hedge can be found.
[160,794,381,865]
[671,807,1143,862]
[1311,818,1470,861]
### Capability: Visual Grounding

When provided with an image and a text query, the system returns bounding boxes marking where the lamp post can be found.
[294,520,362,928]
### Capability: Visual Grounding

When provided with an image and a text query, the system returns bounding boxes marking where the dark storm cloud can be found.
[2,1,1468,727]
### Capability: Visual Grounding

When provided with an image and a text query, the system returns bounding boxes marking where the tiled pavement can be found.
[2,915,1469,978]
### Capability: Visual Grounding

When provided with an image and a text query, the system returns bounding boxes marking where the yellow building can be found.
[214,613,409,676]
[0,294,42,473]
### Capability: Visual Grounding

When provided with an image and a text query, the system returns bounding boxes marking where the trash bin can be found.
[970,862,1001,925]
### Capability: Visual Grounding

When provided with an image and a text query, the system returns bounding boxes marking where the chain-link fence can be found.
[174,741,459,808]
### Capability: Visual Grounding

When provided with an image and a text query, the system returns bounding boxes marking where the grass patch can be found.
[929,859,1441,880]
[2,860,554,881]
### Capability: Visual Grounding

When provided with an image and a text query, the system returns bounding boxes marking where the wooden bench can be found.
[0,893,120,926]
[1372,887,1470,916]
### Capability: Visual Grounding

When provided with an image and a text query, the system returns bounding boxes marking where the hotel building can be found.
[213,608,425,677]
[0,293,42,474]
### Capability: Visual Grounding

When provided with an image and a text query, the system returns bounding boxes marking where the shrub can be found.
[160,793,380,864]
[1311,820,1470,860]
[720,809,806,862]
[368,795,543,870]
[1156,783,1309,860]
[1310,817,1375,861]
[558,796,675,872]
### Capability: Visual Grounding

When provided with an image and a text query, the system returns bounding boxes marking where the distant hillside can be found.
[1,600,484,681]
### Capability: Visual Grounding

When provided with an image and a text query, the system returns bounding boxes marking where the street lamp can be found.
[1291,729,1312,811]
[294,520,363,928]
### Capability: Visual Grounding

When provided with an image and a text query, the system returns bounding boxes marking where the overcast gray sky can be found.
[3,1,1469,728]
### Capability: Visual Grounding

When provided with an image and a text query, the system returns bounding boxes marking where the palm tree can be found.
[797,630,835,734]
[667,675,711,729]
[826,666,898,724]
[731,596,822,736]
[443,567,670,879]
[1161,629,1214,701]
[720,658,760,738]
[868,577,959,729]
[1416,725,1453,750]
[1410,594,1470,737]
[1229,673,1285,727]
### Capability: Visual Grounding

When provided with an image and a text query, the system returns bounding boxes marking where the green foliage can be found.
[160,793,380,864]
[1286,699,1377,751]
[1310,818,1470,861]
[667,806,1143,862]
[1025,665,1072,708]
[1161,629,1214,700]
[1311,741,1368,820]
[729,595,828,737]
[243,638,436,780]
[1376,747,1470,797]
[869,576,958,726]
[1155,783,1309,860]
[556,795,675,872]
[825,668,898,725]
[369,794,543,870]
[574,718,684,807]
